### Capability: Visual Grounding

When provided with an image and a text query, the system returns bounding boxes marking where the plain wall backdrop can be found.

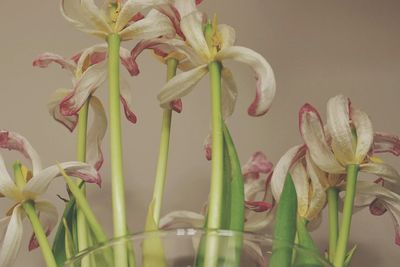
[1,0,400,266]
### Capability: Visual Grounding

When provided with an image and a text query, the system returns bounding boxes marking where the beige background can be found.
[1,0,400,266]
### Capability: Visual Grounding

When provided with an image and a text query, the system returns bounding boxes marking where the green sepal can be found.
[270,174,298,267]
[344,245,357,267]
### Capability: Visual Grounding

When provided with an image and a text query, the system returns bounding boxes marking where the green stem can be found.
[333,164,359,267]
[23,201,57,267]
[150,58,178,226]
[328,187,339,261]
[76,99,90,257]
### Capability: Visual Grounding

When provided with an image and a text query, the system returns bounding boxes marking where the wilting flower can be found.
[156,9,276,118]
[271,145,326,226]
[60,0,174,41]
[0,131,100,267]
[160,152,275,232]
[299,95,400,183]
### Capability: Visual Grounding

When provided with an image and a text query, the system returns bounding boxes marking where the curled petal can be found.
[75,44,107,74]
[60,61,107,116]
[0,131,42,175]
[304,153,326,220]
[360,162,400,183]
[180,11,210,60]
[28,201,58,251]
[291,162,310,218]
[0,205,24,267]
[23,162,101,198]
[245,207,275,232]
[0,155,19,200]
[203,132,212,161]
[370,198,387,216]
[242,152,273,181]
[156,4,184,38]
[352,108,374,163]
[159,211,204,229]
[157,64,208,109]
[87,97,107,170]
[170,99,182,113]
[326,95,355,165]
[119,47,137,76]
[218,24,236,50]
[120,79,138,124]
[372,132,400,156]
[221,67,238,118]
[299,103,344,173]
[48,89,78,132]
[32,52,76,73]
[216,46,276,117]
[245,201,273,212]
[119,9,175,41]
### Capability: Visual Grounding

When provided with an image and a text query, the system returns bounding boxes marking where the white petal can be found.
[32,52,76,74]
[0,154,19,200]
[180,11,210,60]
[372,132,400,156]
[360,162,400,183]
[120,78,138,124]
[218,24,236,50]
[216,46,276,116]
[119,9,175,41]
[326,95,355,165]
[87,97,107,171]
[23,162,101,197]
[221,67,238,118]
[157,64,208,109]
[28,201,58,251]
[291,162,309,218]
[80,0,113,33]
[76,44,107,74]
[305,151,330,190]
[174,0,198,18]
[0,216,10,242]
[271,145,306,202]
[159,211,204,229]
[47,89,78,132]
[116,0,167,32]
[0,131,43,175]
[299,103,344,173]
[0,205,24,267]
[60,61,107,116]
[352,108,374,163]
[245,208,275,232]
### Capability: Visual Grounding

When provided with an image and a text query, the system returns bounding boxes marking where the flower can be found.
[61,0,175,41]
[0,131,100,267]
[156,10,276,118]
[299,95,400,183]
[271,145,326,225]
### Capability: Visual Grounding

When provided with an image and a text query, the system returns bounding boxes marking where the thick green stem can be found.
[328,187,339,261]
[23,201,57,267]
[76,99,90,258]
[334,164,359,267]
[150,58,178,226]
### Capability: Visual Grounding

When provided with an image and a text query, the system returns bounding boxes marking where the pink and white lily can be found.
[156,10,276,118]
[0,131,101,267]
[61,0,175,41]
[299,95,400,183]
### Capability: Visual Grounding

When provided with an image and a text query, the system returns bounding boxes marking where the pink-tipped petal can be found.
[245,200,273,212]
[203,133,212,161]
[242,152,273,181]
[120,79,138,124]
[87,97,107,170]
[32,52,76,73]
[216,46,276,117]
[120,47,137,76]
[170,99,182,113]
[0,131,42,175]
[48,89,78,132]
[360,162,400,183]
[373,132,400,156]
[156,4,185,38]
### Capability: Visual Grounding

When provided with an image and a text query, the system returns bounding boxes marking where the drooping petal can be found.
[242,151,273,181]
[157,64,208,109]
[155,4,184,38]
[0,205,24,267]
[60,61,107,116]
[216,46,276,117]
[244,207,275,232]
[75,44,107,74]
[180,11,210,60]
[352,108,374,163]
[120,79,138,124]
[60,0,109,38]
[372,132,400,156]
[86,97,107,170]
[47,89,78,132]
[32,52,76,74]
[245,200,273,212]
[119,9,175,41]
[360,162,400,183]
[326,95,355,165]
[221,67,238,118]
[28,201,58,251]
[203,132,212,161]
[0,131,43,175]
[291,162,310,218]
[159,211,204,229]
[119,47,137,76]
[271,145,306,202]
[299,103,344,173]
[218,24,236,50]
[305,150,329,189]
[0,154,19,200]
[23,162,101,198]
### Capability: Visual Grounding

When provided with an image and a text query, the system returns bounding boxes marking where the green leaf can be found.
[269,174,298,267]
[63,218,76,260]
[294,218,323,267]
[142,199,167,267]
